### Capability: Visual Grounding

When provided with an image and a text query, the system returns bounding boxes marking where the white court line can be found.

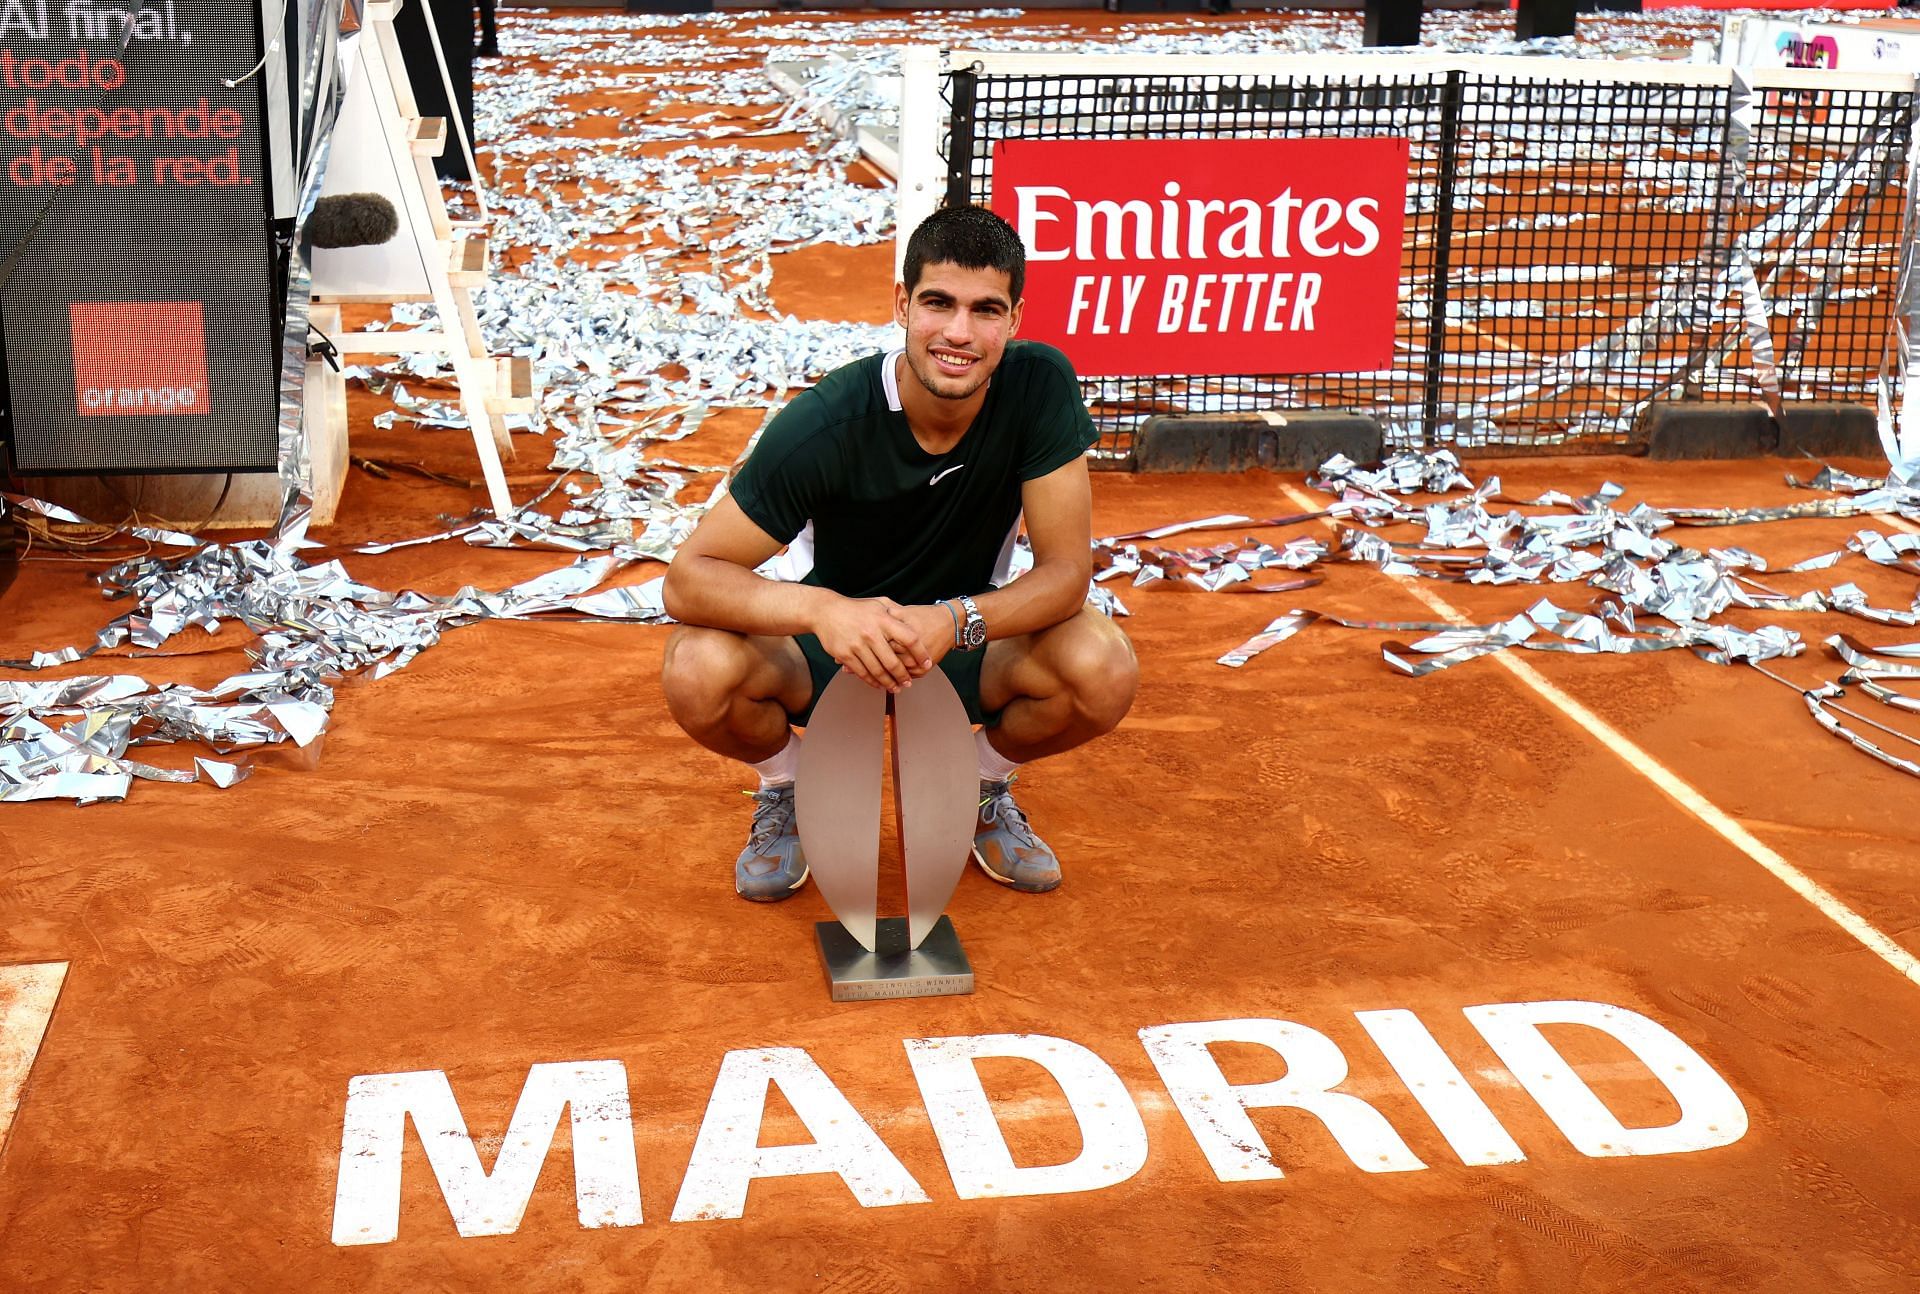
[0,963,67,1153]
[1278,483,1920,987]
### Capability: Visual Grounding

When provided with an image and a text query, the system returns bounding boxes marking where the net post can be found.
[896,47,945,279]
[1421,69,1464,450]
[945,62,979,208]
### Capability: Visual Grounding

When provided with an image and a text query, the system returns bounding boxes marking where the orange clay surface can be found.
[6,8,1920,1293]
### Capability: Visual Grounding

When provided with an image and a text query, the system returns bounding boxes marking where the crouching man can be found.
[660,206,1137,901]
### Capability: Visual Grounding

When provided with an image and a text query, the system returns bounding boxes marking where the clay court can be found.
[6,6,1920,1291]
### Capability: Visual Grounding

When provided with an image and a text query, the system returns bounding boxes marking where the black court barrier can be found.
[899,53,1918,463]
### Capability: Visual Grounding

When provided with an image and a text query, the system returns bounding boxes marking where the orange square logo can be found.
[70,302,212,418]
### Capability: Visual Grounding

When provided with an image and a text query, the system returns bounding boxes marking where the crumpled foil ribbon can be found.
[0,491,670,804]
[1206,448,1920,777]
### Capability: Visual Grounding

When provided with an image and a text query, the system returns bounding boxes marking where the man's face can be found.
[894,261,1023,404]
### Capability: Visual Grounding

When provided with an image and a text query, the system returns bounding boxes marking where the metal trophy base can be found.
[815,916,973,1002]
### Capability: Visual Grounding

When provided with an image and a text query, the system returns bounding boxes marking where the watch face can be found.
[964,620,988,650]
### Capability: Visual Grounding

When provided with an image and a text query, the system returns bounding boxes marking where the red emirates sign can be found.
[992,138,1408,378]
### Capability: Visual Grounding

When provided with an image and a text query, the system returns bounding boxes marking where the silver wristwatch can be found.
[953,594,987,651]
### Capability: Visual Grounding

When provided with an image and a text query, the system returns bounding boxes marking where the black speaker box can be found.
[0,1,281,476]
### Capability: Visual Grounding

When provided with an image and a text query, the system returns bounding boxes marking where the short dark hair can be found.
[903,205,1025,304]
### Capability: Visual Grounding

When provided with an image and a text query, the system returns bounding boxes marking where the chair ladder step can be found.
[488,356,538,415]
[408,116,447,158]
[447,233,488,288]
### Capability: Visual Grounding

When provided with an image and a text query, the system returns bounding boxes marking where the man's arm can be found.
[893,456,1094,659]
[974,455,1094,637]
[662,493,925,690]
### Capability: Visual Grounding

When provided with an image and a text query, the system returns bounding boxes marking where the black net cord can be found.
[945,66,978,210]
[1422,69,1464,452]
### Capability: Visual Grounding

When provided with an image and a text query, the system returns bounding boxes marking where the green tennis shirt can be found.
[728,340,1096,606]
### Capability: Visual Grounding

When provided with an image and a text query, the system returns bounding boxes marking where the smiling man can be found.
[661,205,1138,903]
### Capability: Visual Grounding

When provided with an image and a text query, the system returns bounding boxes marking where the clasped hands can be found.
[815,595,959,693]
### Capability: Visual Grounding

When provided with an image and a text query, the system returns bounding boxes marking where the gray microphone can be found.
[306,193,400,249]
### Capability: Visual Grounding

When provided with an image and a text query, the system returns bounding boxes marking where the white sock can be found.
[751,732,801,789]
[976,728,1020,783]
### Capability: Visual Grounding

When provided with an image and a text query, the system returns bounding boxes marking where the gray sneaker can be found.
[736,784,809,902]
[972,777,1061,893]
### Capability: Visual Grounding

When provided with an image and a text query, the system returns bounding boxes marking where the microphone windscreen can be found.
[307,193,400,249]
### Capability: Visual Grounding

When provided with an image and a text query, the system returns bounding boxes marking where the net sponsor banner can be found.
[1722,16,1915,69]
[993,137,1407,379]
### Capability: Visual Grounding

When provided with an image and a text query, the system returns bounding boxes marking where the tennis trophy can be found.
[794,669,977,1001]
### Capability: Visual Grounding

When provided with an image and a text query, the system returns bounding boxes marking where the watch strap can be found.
[958,594,986,649]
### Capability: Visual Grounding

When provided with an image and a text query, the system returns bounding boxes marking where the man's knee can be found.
[661,626,754,730]
[1051,612,1138,733]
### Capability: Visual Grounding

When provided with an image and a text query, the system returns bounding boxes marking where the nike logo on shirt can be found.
[930,464,965,487]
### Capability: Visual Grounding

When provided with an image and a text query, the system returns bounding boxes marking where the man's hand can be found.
[815,595,924,692]
[892,603,958,676]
